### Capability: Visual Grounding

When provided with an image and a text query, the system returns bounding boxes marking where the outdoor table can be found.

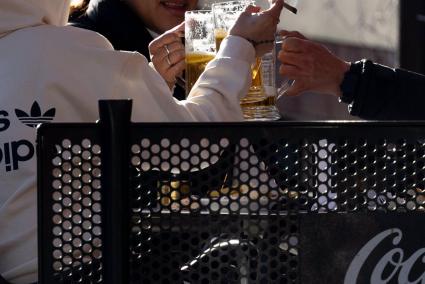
[37,100,425,284]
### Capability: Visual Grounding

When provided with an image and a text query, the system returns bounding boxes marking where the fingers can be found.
[283,81,307,97]
[152,46,185,71]
[263,0,284,20]
[169,21,185,37]
[150,37,185,85]
[152,41,184,61]
[278,37,316,78]
[167,49,185,66]
[245,5,261,13]
[279,30,307,40]
[156,49,184,68]
[229,0,283,57]
[279,64,307,78]
[279,45,313,77]
[166,60,185,79]
[281,37,309,53]
[278,52,313,73]
[149,32,182,55]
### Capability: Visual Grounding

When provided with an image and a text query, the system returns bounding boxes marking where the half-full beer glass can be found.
[185,10,216,96]
[213,0,280,121]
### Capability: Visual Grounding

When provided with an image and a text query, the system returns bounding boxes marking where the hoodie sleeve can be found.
[344,60,425,120]
[118,35,255,122]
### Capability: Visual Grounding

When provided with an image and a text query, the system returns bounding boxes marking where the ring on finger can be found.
[164,44,171,55]
[166,54,172,66]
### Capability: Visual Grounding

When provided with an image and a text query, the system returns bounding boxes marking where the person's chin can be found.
[158,14,184,31]
[154,18,183,33]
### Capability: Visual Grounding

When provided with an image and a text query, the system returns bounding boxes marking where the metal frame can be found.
[37,100,425,283]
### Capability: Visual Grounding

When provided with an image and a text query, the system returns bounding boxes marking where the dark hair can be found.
[69,0,90,20]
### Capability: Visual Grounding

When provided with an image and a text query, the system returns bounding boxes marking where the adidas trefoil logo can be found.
[15,101,56,128]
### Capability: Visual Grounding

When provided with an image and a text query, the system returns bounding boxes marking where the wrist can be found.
[216,36,256,65]
[339,60,364,104]
[335,61,351,97]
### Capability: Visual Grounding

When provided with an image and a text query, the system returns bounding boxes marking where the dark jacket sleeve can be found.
[347,60,425,120]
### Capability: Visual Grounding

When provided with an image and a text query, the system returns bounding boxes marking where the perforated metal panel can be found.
[38,125,104,283]
[38,122,425,284]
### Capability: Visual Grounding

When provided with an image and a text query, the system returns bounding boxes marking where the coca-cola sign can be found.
[299,213,425,284]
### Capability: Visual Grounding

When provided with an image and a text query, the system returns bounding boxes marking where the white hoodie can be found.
[0,0,254,282]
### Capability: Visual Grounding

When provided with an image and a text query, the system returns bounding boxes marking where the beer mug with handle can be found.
[185,10,216,96]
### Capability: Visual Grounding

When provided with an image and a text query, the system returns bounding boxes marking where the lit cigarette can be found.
[283,2,297,14]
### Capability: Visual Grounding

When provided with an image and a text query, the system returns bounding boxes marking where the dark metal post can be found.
[399,0,425,74]
[99,100,132,284]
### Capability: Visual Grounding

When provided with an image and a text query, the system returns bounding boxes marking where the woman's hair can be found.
[69,0,90,20]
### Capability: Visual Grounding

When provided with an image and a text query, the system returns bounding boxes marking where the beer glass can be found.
[213,0,281,121]
[185,10,216,96]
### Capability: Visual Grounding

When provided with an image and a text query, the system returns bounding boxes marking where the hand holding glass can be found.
[213,0,280,121]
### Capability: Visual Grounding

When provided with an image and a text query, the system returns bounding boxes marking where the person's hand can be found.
[277,30,351,97]
[229,0,284,57]
[149,22,185,90]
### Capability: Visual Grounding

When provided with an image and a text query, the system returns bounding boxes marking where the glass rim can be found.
[212,0,254,8]
[185,9,212,15]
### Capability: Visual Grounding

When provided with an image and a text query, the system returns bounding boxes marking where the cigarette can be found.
[283,2,297,14]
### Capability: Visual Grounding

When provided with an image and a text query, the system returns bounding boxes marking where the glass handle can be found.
[275,36,294,97]
[277,79,294,97]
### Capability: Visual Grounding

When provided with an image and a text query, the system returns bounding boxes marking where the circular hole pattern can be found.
[50,138,103,280]
[45,134,425,283]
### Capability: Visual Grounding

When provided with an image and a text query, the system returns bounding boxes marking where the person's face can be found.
[130,0,198,34]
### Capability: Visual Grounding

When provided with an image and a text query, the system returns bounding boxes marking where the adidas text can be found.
[0,110,10,132]
[0,139,34,172]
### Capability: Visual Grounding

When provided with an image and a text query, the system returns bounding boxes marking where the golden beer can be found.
[243,57,264,103]
[215,30,265,104]
[185,52,216,93]
[214,29,227,52]
[240,96,276,107]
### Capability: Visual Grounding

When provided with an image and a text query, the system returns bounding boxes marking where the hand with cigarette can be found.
[149,22,186,90]
[229,0,284,57]
[277,30,350,97]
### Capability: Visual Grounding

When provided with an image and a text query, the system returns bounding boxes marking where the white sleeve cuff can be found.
[215,35,256,65]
